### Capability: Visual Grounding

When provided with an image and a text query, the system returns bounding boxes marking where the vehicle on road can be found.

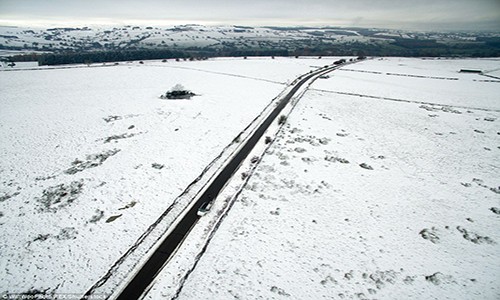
[197,201,212,217]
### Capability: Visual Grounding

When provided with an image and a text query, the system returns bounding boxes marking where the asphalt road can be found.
[113,63,341,300]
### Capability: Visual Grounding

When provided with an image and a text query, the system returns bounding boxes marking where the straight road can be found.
[112,62,345,300]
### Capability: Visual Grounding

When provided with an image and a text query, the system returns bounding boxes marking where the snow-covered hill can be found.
[1,24,498,56]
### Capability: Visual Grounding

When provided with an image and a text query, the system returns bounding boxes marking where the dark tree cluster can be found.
[160,84,196,99]
[162,90,195,99]
[34,48,293,66]
[37,49,188,66]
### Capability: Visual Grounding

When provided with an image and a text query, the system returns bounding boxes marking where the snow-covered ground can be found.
[317,57,500,110]
[146,58,500,299]
[0,57,326,297]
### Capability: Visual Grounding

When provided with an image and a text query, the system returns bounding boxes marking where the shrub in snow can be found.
[152,163,165,169]
[325,156,349,164]
[359,163,373,170]
[106,214,122,223]
[160,84,196,99]
[334,59,346,65]
[294,147,306,153]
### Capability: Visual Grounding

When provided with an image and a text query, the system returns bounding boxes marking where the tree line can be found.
[36,49,186,65]
[29,48,291,65]
[6,41,499,66]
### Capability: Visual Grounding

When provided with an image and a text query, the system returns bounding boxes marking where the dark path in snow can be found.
[112,63,346,300]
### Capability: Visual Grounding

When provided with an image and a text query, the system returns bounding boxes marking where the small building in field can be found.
[459,69,482,74]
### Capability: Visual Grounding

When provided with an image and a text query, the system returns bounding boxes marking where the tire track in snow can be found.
[150,64,286,85]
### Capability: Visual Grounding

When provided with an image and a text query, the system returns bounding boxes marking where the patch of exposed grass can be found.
[65,149,120,175]
[37,181,84,212]
[278,115,287,125]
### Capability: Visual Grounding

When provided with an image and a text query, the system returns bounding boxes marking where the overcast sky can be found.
[0,0,499,31]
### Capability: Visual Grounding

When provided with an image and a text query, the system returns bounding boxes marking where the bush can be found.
[265,136,272,144]
[278,115,287,125]
[334,59,346,65]
[160,84,196,99]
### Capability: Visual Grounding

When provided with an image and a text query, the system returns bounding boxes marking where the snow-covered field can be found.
[316,58,500,110]
[0,57,323,297]
[146,58,500,299]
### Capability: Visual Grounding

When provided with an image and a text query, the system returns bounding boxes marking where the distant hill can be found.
[1,25,498,64]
